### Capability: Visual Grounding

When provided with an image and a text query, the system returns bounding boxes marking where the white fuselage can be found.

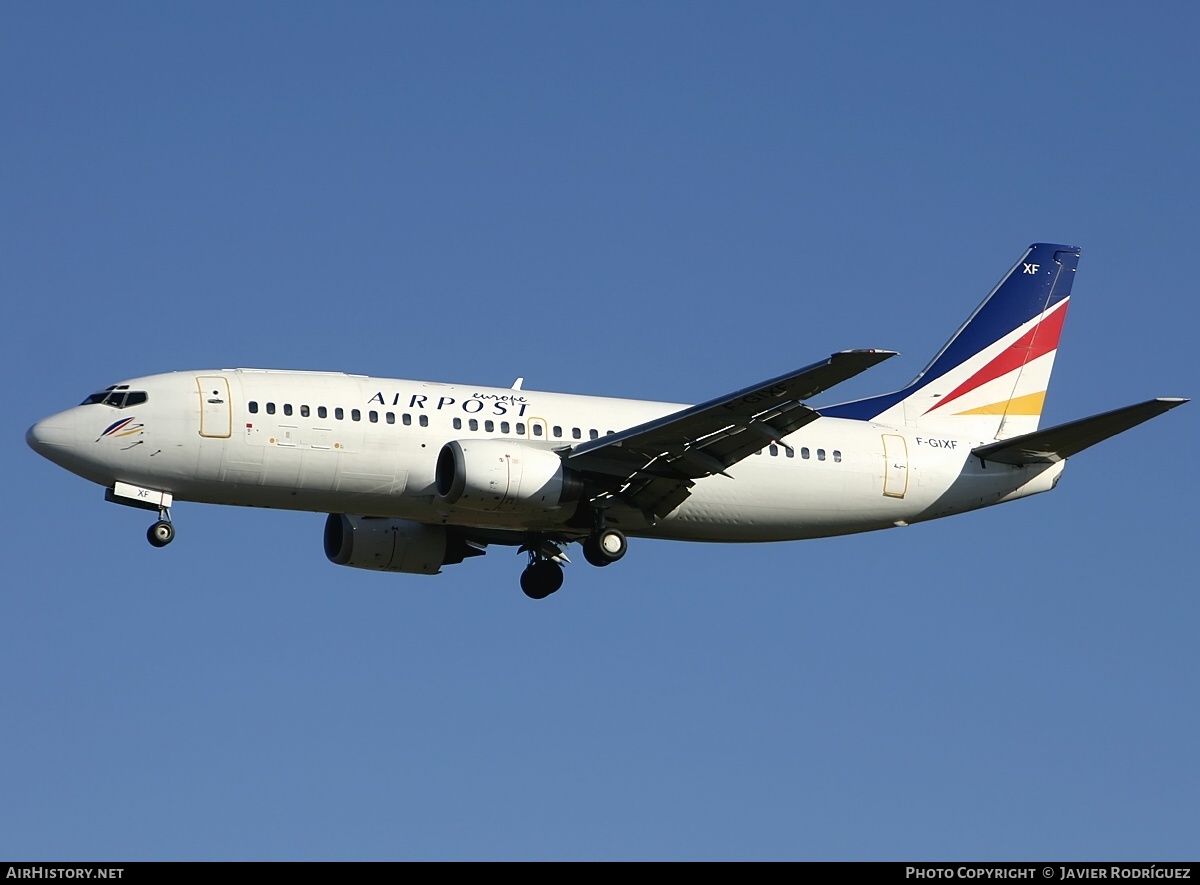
[28,368,1064,543]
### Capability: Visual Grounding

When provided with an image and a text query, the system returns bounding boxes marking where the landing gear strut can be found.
[147,508,174,548]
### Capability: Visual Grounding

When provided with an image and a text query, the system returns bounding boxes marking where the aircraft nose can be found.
[26,415,77,459]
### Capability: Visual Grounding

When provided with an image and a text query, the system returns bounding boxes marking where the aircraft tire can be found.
[591,528,627,564]
[582,536,611,567]
[147,520,175,548]
[520,560,563,599]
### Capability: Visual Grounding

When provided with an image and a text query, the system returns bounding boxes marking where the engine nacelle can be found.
[324,514,479,574]
[435,439,583,513]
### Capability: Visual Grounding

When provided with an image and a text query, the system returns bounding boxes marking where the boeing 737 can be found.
[26,244,1187,598]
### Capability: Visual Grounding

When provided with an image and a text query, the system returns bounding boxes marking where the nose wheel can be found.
[147,509,174,548]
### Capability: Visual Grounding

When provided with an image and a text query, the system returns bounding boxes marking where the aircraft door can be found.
[197,376,232,439]
[527,418,548,440]
[882,434,909,498]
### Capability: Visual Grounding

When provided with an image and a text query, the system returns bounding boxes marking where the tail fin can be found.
[822,243,1080,440]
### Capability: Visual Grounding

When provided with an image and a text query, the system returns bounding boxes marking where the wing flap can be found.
[972,398,1188,466]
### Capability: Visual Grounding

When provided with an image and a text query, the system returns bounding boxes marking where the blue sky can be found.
[2,2,1196,861]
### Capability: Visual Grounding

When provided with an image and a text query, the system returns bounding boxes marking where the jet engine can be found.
[324,514,482,574]
[434,439,583,513]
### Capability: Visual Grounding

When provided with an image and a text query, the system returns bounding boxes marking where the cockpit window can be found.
[80,390,148,408]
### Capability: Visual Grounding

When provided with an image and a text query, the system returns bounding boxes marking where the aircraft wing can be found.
[565,349,897,518]
[972,398,1188,466]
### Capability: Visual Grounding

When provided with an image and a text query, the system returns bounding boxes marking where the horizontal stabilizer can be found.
[971,398,1188,466]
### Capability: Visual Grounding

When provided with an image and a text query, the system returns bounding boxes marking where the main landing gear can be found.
[520,559,564,600]
[582,527,627,567]
[147,508,175,548]
[518,527,629,599]
[519,537,568,600]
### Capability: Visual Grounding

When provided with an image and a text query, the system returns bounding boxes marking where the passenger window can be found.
[249,401,259,414]
[589,429,598,440]
[300,405,310,417]
[453,417,462,430]
[533,424,542,437]
[817,448,826,461]
[572,428,581,439]
[318,406,327,419]
[352,409,361,422]
[553,426,562,438]
[419,415,428,427]
[833,450,842,462]
[369,411,378,423]
[386,412,395,424]
[283,404,293,416]
[516,423,526,435]
[485,420,494,432]
[469,418,478,431]
[501,421,511,434]
[769,444,778,457]
[402,413,412,426]
[335,407,344,420]
[785,447,794,458]
[801,447,810,459]
[266,402,276,415]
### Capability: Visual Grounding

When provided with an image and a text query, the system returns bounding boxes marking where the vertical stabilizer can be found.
[821,243,1080,440]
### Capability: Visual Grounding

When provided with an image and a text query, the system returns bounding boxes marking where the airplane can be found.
[26,243,1187,599]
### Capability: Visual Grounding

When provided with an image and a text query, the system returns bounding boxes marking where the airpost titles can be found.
[368,390,531,418]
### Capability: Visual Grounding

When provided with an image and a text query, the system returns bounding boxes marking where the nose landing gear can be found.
[147,508,174,548]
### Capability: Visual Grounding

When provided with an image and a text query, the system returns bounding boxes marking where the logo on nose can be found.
[98,416,144,442]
